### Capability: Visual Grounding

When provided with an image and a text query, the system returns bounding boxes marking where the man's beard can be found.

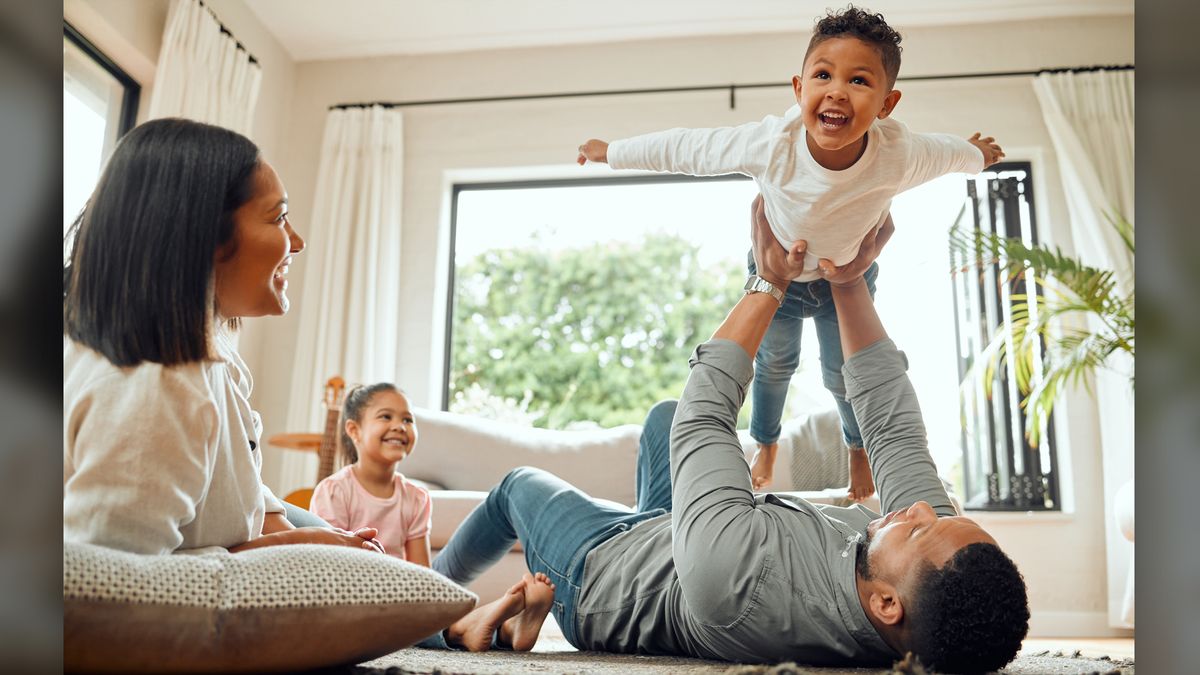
[855,528,874,580]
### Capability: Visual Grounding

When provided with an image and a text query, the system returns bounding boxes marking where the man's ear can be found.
[867,582,905,626]
[878,89,902,118]
[792,74,803,102]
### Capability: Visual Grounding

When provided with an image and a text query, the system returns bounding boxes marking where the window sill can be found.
[969,510,1075,525]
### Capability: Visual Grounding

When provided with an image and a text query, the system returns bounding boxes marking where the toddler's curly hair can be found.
[805,5,903,85]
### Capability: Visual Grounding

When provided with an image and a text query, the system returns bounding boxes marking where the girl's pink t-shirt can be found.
[309,465,432,560]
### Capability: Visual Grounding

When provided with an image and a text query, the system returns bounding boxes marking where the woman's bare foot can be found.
[847,446,876,503]
[750,442,778,490]
[498,572,557,651]
[446,580,526,652]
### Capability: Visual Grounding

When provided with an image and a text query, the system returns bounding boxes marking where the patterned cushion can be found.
[64,541,476,672]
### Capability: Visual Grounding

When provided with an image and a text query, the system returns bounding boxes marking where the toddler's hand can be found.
[967,132,1005,169]
[577,139,609,165]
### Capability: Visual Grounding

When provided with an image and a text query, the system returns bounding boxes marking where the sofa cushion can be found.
[407,407,645,506]
[428,490,520,551]
[64,541,476,673]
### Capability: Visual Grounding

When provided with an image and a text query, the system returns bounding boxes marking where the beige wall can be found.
[64,2,1133,637]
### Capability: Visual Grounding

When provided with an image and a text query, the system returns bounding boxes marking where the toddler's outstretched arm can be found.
[577,139,609,165]
[967,132,1005,168]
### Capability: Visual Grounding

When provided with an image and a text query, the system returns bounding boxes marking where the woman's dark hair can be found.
[340,383,403,464]
[63,117,262,367]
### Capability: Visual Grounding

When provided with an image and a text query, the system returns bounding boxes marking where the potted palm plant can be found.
[951,216,1134,445]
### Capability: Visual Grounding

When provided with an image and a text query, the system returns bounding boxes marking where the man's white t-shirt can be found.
[607,105,984,281]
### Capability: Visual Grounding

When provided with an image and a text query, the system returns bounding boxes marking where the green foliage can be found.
[450,234,744,429]
[950,215,1134,445]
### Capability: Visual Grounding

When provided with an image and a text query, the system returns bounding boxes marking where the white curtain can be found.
[148,0,262,135]
[1032,70,1134,294]
[281,106,405,488]
[1032,69,1134,628]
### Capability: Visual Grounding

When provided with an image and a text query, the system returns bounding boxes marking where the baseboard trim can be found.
[1029,610,1135,637]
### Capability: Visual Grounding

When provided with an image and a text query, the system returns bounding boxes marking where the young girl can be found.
[311,383,433,563]
[311,383,559,651]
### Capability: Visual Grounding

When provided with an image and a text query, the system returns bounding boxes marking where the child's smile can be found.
[351,390,418,465]
[792,36,901,170]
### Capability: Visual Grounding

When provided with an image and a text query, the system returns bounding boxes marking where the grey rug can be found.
[330,639,1133,675]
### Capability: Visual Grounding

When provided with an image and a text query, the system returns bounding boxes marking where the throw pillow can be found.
[64,541,475,672]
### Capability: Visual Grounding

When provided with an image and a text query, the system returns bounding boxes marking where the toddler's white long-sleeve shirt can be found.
[607,105,984,281]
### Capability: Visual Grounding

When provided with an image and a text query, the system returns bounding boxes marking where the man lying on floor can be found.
[428,196,1030,672]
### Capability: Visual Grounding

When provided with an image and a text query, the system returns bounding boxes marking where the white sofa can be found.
[403,405,881,602]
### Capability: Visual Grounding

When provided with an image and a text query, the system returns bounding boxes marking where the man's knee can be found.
[499,465,546,491]
[645,399,678,431]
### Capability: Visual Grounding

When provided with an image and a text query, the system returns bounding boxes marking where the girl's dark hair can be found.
[63,117,262,367]
[340,383,403,464]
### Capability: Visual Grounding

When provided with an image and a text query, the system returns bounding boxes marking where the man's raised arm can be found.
[666,196,805,624]
[827,266,955,517]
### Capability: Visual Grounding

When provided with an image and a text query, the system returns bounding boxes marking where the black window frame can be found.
[64,21,141,141]
[951,161,1062,511]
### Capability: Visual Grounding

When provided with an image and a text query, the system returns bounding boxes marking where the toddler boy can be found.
[577,5,1002,497]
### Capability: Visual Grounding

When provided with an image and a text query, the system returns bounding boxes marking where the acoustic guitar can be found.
[283,375,345,509]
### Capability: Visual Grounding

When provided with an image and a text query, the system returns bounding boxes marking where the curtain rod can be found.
[197,0,259,65]
[330,64,1132,111]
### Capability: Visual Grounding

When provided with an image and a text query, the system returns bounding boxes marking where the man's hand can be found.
[577,139,609,165]
[967,132,1005,168]
[750,194,806,289]
[817,213,895,287]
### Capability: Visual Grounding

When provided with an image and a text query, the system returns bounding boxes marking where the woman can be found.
[63,118,380,554]
[62,119,554,653]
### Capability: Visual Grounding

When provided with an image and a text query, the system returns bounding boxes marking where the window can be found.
[445,176,755,429]
[950,162,1061,511]
[443,171,1011,495]
[63,22,140,236]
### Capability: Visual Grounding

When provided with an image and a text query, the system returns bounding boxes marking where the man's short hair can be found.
[804,5,903,86]
[908,542,1030,673]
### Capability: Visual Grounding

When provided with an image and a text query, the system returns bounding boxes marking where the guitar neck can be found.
[316,405,340,481]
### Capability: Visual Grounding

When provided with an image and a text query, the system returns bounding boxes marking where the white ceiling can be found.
[244,0,1133,62]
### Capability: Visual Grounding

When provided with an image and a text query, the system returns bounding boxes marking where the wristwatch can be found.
[743,275,785,305]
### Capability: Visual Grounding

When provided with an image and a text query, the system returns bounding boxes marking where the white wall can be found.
[64,2,1134,637]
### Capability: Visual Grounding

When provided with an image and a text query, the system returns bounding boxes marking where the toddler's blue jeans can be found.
[747,252,879,448]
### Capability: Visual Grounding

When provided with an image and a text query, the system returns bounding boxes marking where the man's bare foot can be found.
[847,446,876,503]
[750,442,778,490]
[446,580,526,652]
[498,572,557,651]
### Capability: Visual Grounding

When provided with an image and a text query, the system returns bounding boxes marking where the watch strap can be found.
[743,275,785,305]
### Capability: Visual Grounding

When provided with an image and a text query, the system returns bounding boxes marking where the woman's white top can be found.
[63,330,285,554]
